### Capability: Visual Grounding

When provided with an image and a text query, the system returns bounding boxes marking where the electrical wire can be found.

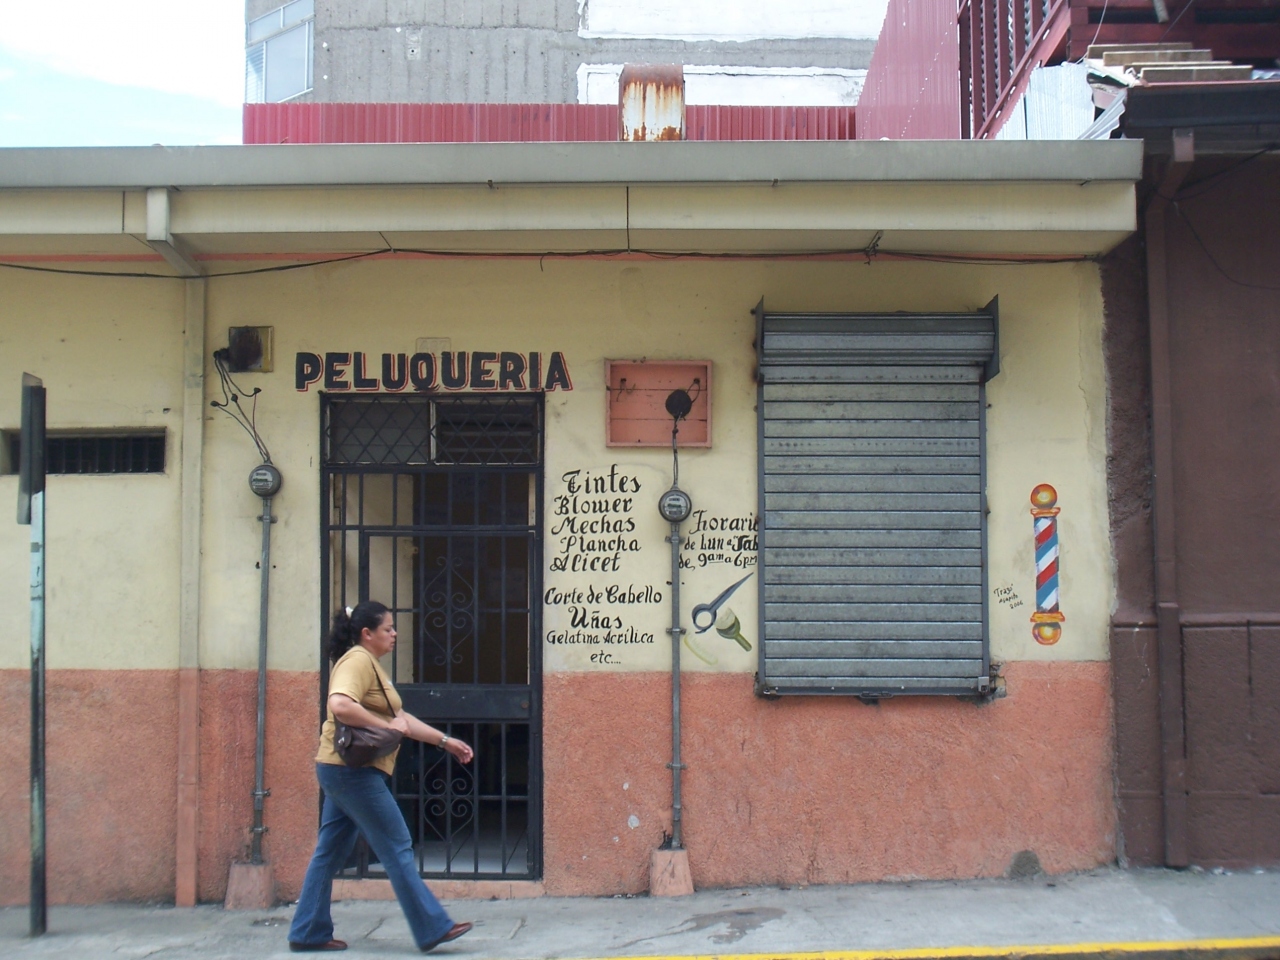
[1157,146,1279,204]
[1087,0,1111,57]
[0,248,392,280]
[1158,0,1195,40]
[0,262,188,280]
[211,350,274,463]
[0,246,1097,281]
[1172,202,1280,291]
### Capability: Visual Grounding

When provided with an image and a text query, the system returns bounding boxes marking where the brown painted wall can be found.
[1108,156,1280,869]
[1163,158,1280,866]
[1183,626,1280,865]
[1101,234,1155,625]
[1100,232,1162,866]
[1164,159,1280,614]
[1108,624,1162,865]
[544,662,1116,895]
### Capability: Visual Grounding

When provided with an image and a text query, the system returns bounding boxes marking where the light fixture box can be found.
[226,326,274,373]
[605,360,711,448]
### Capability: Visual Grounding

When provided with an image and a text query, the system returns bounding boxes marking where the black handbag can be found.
[333,651,403,767]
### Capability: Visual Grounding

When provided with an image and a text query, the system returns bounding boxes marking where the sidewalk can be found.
[2,867,1278,960]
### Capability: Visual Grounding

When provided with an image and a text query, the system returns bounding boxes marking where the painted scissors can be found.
[691,573,753,633]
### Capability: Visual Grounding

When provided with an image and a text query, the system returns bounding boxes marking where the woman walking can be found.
[289,601,475,953]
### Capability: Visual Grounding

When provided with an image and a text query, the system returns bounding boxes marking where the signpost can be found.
[17,373,47,936]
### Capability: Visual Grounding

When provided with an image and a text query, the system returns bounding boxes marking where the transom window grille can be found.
[3,432,166,475]
[755,304,998,698]
[325,396,541,466]
[245,0,314,103]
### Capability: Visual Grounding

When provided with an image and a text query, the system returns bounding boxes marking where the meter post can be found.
[247,462,282,863]
[660,488,691,848]
[658,387,694,849]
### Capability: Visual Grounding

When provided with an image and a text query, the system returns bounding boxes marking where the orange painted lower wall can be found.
[1,661,1113,904]
[0,668,321,907]
[0,670,178,906]
[196,670,320,904]
[542,661,1116,895]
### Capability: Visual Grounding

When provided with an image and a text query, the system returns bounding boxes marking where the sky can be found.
[0,1,245,147]
[0,1,885,147]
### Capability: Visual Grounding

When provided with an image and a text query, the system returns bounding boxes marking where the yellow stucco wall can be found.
[0,272,185,670]
[0,256,1111,674]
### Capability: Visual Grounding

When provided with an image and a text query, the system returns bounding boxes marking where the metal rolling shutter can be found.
[755,305,998,697]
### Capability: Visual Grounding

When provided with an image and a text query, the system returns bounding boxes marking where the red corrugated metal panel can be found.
[855,0,960,140]
[689,105,855,141]
[242,103,855,143]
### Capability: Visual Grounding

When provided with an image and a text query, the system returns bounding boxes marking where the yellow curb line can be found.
[580,937,1280,960]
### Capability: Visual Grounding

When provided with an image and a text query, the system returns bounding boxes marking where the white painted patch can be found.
[628,814,640,829]
[579,0,888,40]
[996,63,1096,141]
[578,64,866,106]
[623,782,630,790]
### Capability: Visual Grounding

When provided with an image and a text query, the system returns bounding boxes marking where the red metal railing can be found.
[960,0,1280,138]
[959,0,1070,139]
[242,102,855,144]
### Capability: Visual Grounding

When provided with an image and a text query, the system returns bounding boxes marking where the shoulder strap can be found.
[356,648,394,714]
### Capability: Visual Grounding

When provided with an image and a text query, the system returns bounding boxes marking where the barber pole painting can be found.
[1030,483,1065,645]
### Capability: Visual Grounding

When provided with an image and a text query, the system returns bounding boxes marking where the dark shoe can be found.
[421,922,472,952]
[289,940,348,952]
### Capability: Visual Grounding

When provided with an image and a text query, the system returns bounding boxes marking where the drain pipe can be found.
[652,391,695,896]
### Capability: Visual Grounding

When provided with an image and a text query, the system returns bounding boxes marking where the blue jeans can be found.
[289,763,454,949]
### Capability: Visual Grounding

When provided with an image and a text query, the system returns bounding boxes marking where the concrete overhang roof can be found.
[0,140,1142,187]
[0,140,1143,271]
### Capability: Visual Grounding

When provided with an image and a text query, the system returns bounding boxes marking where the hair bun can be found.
[327,599,391,662]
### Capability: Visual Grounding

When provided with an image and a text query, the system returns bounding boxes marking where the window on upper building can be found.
[245,0,314,103]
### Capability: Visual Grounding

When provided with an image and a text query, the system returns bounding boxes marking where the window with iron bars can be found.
[324,395,541,467]
[1,431,166,476]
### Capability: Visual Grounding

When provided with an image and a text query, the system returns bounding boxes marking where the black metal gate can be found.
[320,393,542,879]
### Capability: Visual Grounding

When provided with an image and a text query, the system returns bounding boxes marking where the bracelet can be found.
[438,735,450,748]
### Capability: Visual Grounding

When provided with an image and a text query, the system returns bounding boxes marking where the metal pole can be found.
[667,520,684,849]
[659,397,693,854]
[250,496,273,863]
[30,488,46,935]
[19,373,47,938]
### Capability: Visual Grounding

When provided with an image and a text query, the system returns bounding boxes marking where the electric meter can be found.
[658,486,692,523]
[248,463,283,499]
